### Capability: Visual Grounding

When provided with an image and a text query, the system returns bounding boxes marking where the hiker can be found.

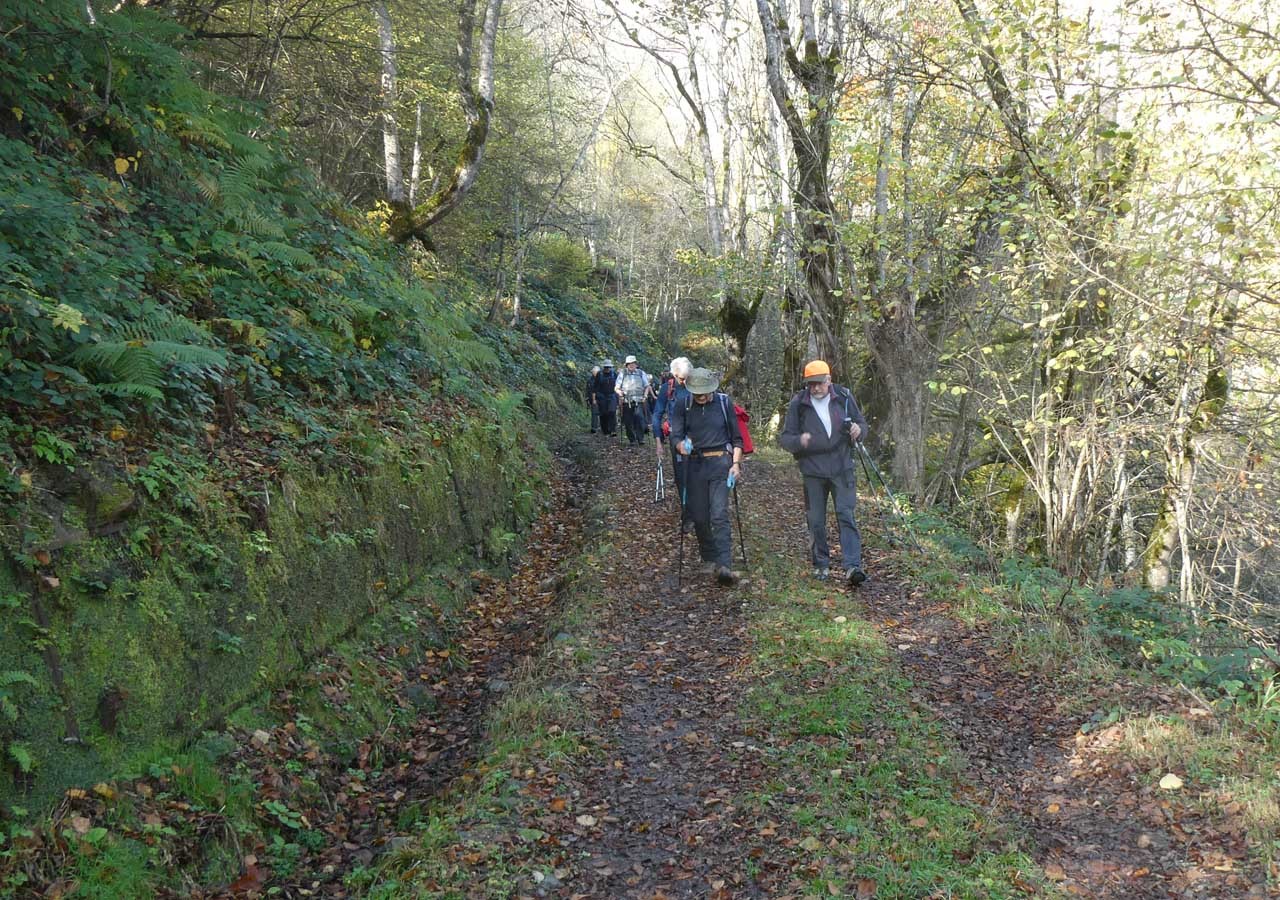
[586,365,601,434]
[591,359,619,437]
[670,367,743,586]
[778,359,869,587]
[614,355,652,448]
[653,357,692,501]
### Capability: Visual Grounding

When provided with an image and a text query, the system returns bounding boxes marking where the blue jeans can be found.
[803,470,862,571]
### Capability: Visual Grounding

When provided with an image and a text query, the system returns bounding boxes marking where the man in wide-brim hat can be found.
[670,367,743,585]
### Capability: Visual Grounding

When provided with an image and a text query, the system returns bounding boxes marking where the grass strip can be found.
[737,550,1047,899]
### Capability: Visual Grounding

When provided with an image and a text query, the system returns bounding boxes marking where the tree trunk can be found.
[391,0,504,242]
[408,101,424,206]
[1144,296,1235,593]
[372,0,405,204]
[869,319,930,496]
[755,0,851,379]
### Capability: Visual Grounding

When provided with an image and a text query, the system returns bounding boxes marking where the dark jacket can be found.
[670,392,744,453]
[590,369,618,412]
[779,385,868,478]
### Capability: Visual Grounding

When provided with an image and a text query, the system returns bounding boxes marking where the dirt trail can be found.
[865,581,1262,898]
[540,446,790,897]
[525,446,1266,898]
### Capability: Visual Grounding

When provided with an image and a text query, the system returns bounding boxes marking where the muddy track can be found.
[548,443,781,898]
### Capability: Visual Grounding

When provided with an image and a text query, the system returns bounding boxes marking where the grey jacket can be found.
[778,385,868,478]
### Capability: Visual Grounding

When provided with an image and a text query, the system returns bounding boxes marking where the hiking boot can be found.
[813,567,830,581]
[846,568,868,588]
[715,565,739,586]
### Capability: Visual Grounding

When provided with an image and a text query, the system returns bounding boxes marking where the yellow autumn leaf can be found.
[114,158,130,175]
[11,107,23,122]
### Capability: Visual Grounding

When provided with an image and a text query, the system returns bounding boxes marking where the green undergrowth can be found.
[351,496,614,899]
[739,549,1045,898]
[1,0,659,814]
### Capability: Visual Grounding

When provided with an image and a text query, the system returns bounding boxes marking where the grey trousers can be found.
[686,455,732,568]
[803,470,862,571]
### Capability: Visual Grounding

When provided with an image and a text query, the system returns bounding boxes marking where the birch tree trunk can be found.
[391,0,504,242]
[372,0,405,204]
[408,102,424,206]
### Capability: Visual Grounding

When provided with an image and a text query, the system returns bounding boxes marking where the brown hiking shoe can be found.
[715,565,739,586]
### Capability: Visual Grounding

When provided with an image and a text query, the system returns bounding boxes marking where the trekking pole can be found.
[678,482,687,587]
[731,484,748,568]
[654,456,665,502]
[855,442,926,555]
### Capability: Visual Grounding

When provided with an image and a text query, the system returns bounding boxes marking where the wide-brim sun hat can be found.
[600,359,614,368]
[624,354,637,364]
[685,368,720,395]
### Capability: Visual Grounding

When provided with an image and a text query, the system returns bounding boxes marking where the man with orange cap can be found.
[779,360,869,586]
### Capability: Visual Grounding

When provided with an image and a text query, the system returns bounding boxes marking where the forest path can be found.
[390,440,1263,898]
[145,434,1268,898]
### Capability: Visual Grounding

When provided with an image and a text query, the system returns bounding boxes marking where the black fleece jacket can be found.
[778,385,869,478]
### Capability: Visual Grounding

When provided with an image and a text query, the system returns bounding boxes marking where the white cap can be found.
[625,355,637,364]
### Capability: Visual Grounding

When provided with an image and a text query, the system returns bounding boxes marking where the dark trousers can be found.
[621,401,645,445]
[803,470,862,571]
[686,455,732,568]
[589,403,600,433]
[594,398,617,435]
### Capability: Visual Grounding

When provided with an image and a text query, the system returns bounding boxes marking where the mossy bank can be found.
[0,398,562,812]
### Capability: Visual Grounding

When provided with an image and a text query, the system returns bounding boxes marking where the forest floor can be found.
[348,439,1272,898]
[12,437,1274,898]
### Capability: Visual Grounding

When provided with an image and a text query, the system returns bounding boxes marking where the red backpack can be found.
[735,403,754,454]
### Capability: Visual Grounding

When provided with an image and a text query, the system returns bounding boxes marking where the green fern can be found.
[94,382,164,402]
[257,241,317,268]
[0,670,38,723]
[69,305,228,402]
[8,744,34,773]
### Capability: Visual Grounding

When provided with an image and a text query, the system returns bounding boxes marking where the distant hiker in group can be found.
[586,365,601,434]
[779,359,869,587]
[614,355,652,448]
[671,367,743,586]
[653,357,692,503]
[590,359,619,437]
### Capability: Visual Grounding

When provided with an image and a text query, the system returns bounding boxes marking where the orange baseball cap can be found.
[802,360,831,381]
